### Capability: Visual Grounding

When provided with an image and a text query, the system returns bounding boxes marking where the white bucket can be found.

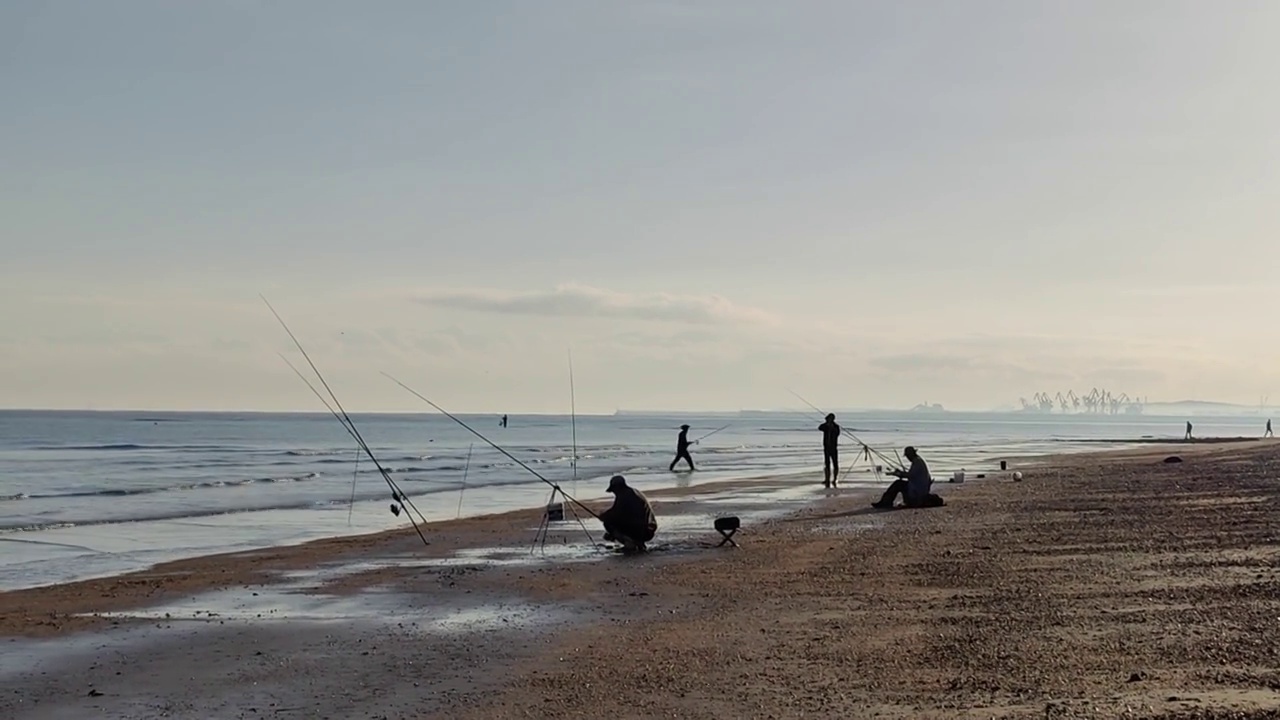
[952,469,966,483]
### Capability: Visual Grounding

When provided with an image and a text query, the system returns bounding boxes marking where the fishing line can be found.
[347,445,359,526]
[456,442,473,519]
[263,297,431,547]
[381,372,602,521]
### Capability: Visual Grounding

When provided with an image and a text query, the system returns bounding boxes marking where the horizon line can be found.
[0,405,1272,416]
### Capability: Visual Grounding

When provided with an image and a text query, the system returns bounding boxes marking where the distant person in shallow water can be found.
[599,475,657,553]
[818,413,840,487]
[872,446,944,509]
[500,414,508,428]
[1185,421,1193,440]
[669,424,695,472]
[1266,419,1273,438]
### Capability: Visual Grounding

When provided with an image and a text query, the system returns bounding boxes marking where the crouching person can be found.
[872,446,945,509]
[600,475,658,553]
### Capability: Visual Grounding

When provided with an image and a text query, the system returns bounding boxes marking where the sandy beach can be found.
[4,439,1280,719]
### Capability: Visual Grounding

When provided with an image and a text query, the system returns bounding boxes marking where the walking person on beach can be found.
[1266,419,1273,438]
[669,424,695,472]
[818,413,840,488]
[1185,421,1193,440]
[599,475,658,553]
[872,446,944,509]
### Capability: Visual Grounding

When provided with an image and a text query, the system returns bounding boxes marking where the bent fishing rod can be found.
[381,372,602,521]
[262,297,431,547]
[786,388,904,471]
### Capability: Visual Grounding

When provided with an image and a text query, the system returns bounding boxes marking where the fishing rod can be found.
[775,402,867,483]
[273,350,431,532]
[381,372,602,521]
[786,388,904,470]
[543,350,597,550]
[264,298,431,547]
[569,350,579,496]
[530,351,599,554]
[691,423,732,444]
[276,351,425,517]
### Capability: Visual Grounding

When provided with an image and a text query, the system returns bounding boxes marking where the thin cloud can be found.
[413,284,779,326]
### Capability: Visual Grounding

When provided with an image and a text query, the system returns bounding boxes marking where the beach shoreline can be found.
[0,431,1182,596]
[4,438,1279,719]
[2,438,1265,637]
[7,408,1244,595]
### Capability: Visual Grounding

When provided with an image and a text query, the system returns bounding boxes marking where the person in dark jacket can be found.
[669,424,695,472]
[599,475,658,553]
[818,413,840,487]
[872,446,944,509]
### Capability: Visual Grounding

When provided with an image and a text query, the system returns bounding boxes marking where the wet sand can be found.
[0,474,815,637]
[4,439,1280,718]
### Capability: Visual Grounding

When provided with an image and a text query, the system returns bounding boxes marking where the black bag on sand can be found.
[905,493,946,509]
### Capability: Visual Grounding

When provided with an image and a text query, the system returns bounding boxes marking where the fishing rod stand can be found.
[837,444,885,485]
[530,484,599,555]
[861,445,885,479]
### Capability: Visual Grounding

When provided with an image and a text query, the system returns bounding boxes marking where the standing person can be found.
[872,446,944,509]
[818,413,840,488]
[669,424,695,472]
[1266,419,1273,438]
[1185,421,1193,440]
[500,414,508,428]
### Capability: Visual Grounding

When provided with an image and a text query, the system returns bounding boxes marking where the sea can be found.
[0,409,1268,591]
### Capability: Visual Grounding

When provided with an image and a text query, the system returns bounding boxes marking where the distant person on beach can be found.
[872,446,944,509]
[599,475,657,553]
[818,413,840,487]
[1185,421,1193,440]
[1266,419,1273,438]
[669,424,696,472]
[500,414,508,428]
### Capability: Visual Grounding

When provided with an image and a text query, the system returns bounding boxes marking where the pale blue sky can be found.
[3,1,1277,412]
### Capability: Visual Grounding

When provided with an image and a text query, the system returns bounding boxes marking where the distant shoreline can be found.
[1,407,1275,417]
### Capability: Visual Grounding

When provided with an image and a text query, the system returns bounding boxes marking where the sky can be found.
[2,1,1278,413]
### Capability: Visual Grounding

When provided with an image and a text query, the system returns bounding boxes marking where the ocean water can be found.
[0,409,1268,591]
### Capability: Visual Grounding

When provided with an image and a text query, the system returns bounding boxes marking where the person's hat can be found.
[606,475,627,493]
[680,424,690,430]
[904,446,917,455]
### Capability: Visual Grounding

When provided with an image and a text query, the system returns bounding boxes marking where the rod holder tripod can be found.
[531,484,598,554]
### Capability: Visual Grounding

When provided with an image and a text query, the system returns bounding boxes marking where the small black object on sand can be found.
[714,516,740,547]
[1163,456,1183,464]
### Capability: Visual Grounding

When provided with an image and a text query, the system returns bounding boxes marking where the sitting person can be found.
[872,446,945,509]
[599,475,658,553]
